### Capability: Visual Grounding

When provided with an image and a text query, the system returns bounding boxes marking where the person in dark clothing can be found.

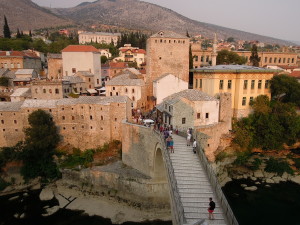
[208,197,215,220]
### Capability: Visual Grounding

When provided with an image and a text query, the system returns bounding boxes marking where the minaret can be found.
[212,33,217,66]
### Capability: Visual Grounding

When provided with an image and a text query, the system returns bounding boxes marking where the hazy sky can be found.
[32,0,300,42]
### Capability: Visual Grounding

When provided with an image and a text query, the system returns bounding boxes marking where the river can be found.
[222,179,300,225]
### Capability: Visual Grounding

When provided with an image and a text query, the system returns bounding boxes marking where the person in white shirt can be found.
[193,139,197,153]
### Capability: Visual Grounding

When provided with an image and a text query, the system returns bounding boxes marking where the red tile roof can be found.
[120,49,146,54]
[62,45,99,53]
[289,71,300,78]
[0,51,39,59]
[110,62,129,69]
[278,65,298,70]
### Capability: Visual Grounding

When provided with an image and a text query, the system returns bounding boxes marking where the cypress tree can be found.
[3,16,11,39]
[16,28,21,38]
[29,30,32,37]
[186,30,190,38]
[250,44,261,67]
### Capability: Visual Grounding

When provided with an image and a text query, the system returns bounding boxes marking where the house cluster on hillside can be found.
[0,30,298,159]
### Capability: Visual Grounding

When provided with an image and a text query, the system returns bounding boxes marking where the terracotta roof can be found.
[278,65,298,70]
[0,51,40,59]
[62,45,99,53]
[110,62,129,69]
[106,73,144,86]
[290,71,300,78]
[120,49,146,54]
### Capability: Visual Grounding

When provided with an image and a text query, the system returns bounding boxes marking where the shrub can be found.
[233,151,251,166]
[215,151,229,162]
[265,157,294,175]
[293,158,300,170]
[250,158,262,171]
[0,177,9,191]
[60,148,95,169]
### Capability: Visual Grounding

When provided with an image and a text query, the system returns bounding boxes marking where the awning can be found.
[97,87,106,91]
[87,89,97,94]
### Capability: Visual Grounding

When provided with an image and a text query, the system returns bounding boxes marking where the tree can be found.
[3,16,11,39]
[270,74,300,107]
[186,30,190,38]
[217,50,247,65]
[189,44,193,69]
[0,77,9,87]
[16,28,22,38]
[21,110,60,180]
[101,55,108,64]
[226,37,235,43]
[249,44,260,67]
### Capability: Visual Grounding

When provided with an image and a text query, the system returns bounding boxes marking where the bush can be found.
[293,158,300,169]
[60,148,95,169]
[233,151,251,166]
[265,157,294,175]
[0,177,9,191]
[250,158,262,171]
[215,151,229,162]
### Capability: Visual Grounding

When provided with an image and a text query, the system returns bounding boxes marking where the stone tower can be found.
[146,31,189,109]
[211,33,217,66]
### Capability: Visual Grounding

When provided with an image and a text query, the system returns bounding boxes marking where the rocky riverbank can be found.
[215,155,300,190]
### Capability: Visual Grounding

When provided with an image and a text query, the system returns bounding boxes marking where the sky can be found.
[32,0,300,43]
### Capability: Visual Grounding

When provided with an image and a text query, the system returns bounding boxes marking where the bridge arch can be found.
[153,142,167,181]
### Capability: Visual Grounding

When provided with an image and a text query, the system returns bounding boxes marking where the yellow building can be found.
[191,65,279,118]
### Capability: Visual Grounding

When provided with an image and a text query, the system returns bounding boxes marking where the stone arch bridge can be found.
[122,121,239,225]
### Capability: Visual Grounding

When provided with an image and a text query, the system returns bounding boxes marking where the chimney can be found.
[6,51,10,56]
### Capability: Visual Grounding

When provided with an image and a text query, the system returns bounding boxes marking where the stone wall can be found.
[47,58,62,79]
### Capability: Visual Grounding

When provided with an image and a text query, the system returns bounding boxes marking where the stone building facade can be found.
[0,51,42,74]
[192,65,277,118]
[31,80,70,99]
[47,54,63,80]
[0,96,132,150]
[146,31,189,109]
[79,32,121,46]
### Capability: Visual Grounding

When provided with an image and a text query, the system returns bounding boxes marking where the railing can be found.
[191,131,239,225]
[153,130,186,225]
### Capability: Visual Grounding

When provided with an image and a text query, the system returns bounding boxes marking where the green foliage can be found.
[217,50,247,65]
[21,110,60,180]
[87,42,118,58]
[226,37,235,43]
[3,16,11,39]
[233,151,251,165]
[249,44,261,67]
[0,77,9,87]
[0,177,9,191]
[270,74,300,107]
[250,158,262,171]
[101,55,108,64]
[60,148,95,169]
[117,32,147,50]
[233,95,300,150]
[68,92,79,98]
[215,151,229,162]
[293,158,300,169]
[127,61,138,69]
[265,157,294,175]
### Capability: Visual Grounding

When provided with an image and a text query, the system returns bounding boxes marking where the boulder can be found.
[290,176,300,185]
[250,176,257,181]
[8,196,19,201]
[265,184,271,188]
[254,170,264,178]
[255,182,261,185]
[272,176,284,183]
[244,186,258,191]
[39,188,54,201]
[264,172,276,179]
[42,206,59,217]
[265,178,275,184]
[241,184,247,188]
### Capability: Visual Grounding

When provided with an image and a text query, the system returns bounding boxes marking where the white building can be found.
[61,45,101,87]
[153,74,188,105]
[79,32,121,46]
[99,49,112,58]
[158,89,219,130]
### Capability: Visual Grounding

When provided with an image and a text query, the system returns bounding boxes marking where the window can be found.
[101,116,103,120]
[195,79,198,88]
[55,89,59,94]
[110,92,112,96]
[197,113,200,119]
[292,58,295,63]
[195,56,198,62]
[228,80,232,89]
[283,58,286,63]
[265,80,270,89]
[88,78,91,82]
[251,80,255,89]
[10,63,14,68]
[279,58,281,63]
[165,104,167,110]
[115,118,117,122]
[288,58,290,63]
[14,120,17,124]
[243,80,248,89]
[113,87,115,90]
[125,88,128,93]
[132,96,135,101]
[258,80,262,89]
[43,89,46,93]
[265,57,268,63]
[17,63,20,68]
[72,116,75,120]
[206,113,209,119]
[200,79,202,88]
[242,97,246,106]
[269,58,272,63]
[201,56,204,62]
[250,97,254,104]
[219,80,224,90]
[97,79,99,84]
[62,116,65,120]
[1,120,4,124]
[182,118,186,124]
[90,115,93,120]
[116,92,119,96]
[72,68,76,73]
[169,106,172,112]
[49,89,52,94]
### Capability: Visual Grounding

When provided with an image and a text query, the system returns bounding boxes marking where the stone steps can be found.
[186,219,227,225]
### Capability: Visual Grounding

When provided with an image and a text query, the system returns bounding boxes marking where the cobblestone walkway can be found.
[170,135,227,225]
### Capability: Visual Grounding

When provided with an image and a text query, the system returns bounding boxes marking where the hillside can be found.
[52,0,293,45]
[0,0,72,32]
